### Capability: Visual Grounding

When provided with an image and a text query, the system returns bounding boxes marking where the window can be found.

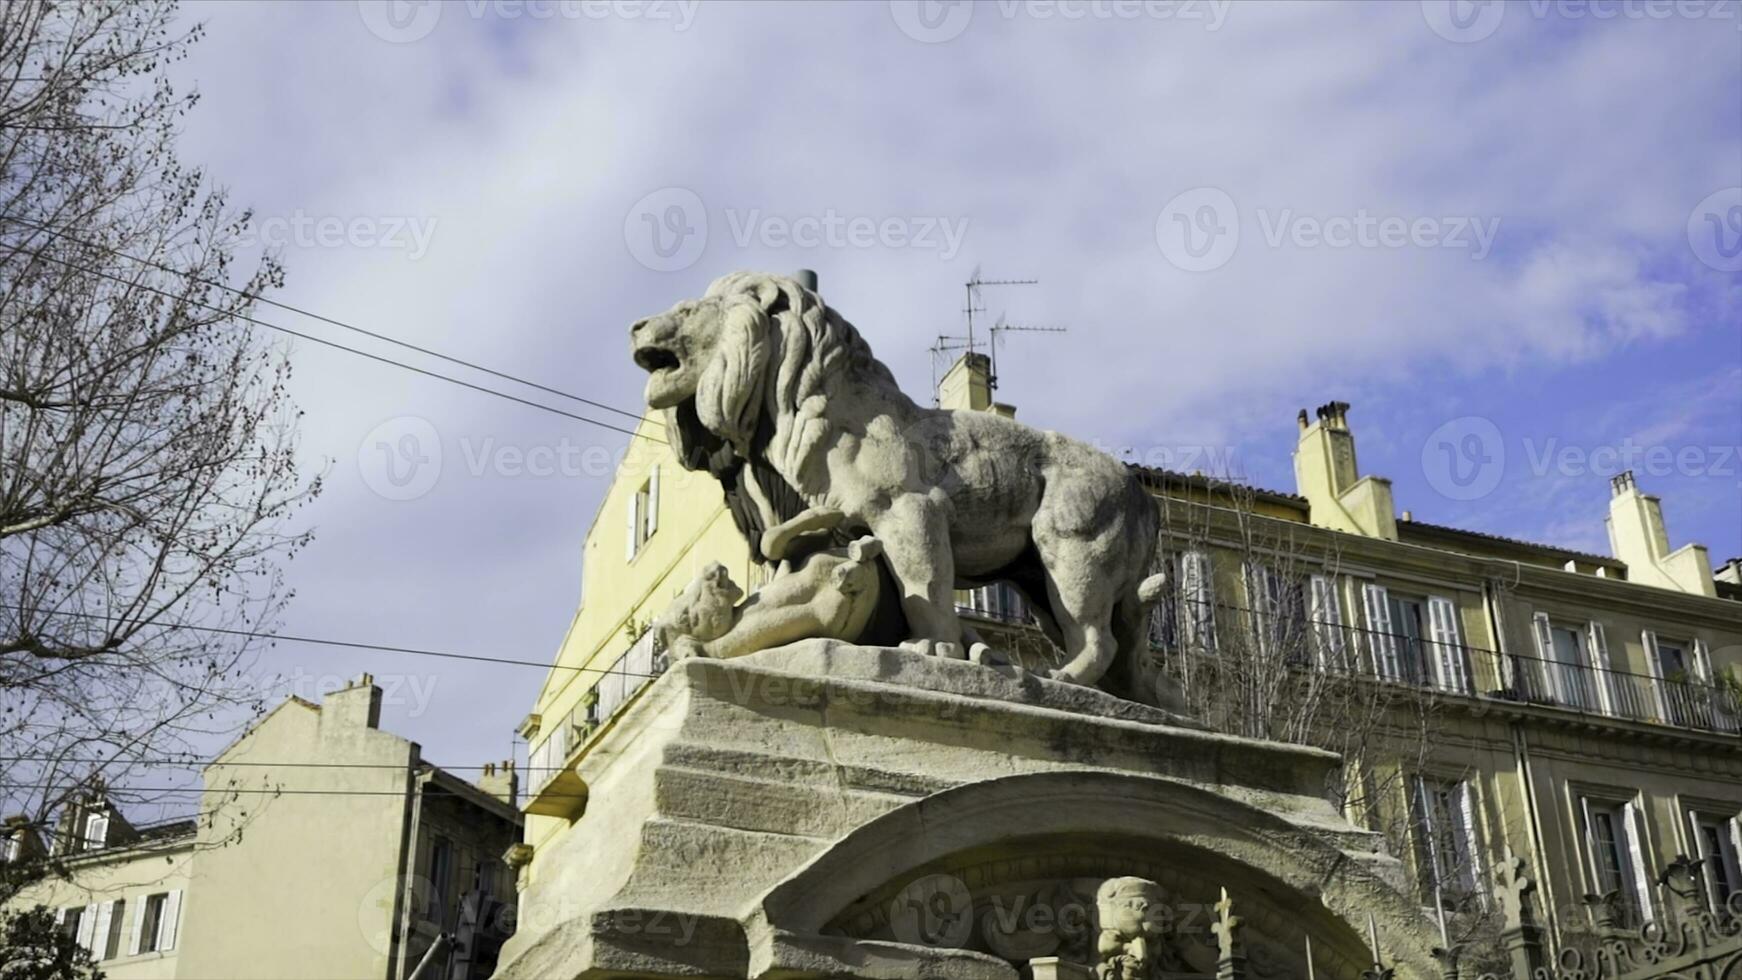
[1581,797,1652,927]
[1690,810,1742,909]
[624,467,660,561]
[58,906,83,941]
[429,836,454,924]
[82,812,109,852]
[129,890,180,955]
[1410,777,1485,909]
[1645,632,1714,728]
[1549,624,1595,710]
[1362,586,1466,690]
[3,834,17,862]
[1246,563,1307,665]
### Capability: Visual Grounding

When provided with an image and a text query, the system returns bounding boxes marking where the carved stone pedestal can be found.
[491,642,1445,980]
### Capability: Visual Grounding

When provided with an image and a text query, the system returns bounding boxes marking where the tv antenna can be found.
[928,269,1065,400]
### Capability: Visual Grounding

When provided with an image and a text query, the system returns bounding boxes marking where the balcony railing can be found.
[527,630,665,794]
[1153,600,1742,736]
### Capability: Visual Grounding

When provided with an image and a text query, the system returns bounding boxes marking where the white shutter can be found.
[1531,613,1561,703]
[128,899,147,955]
[1693,638,1714,683]
[1457,782,1488,909]
[92,901,114,959]
[1585,621,1616,717]
[1642,631,1669,722]
[644,466,660,539]
[1427,597,1468,695]
[76,903,97,951]
[1181,552,1216,652]
[1622,802,1654,922]
[624,491,640,562]
[159,889,181,951]
[1362,583,1399,679]
[1244,562,1270,657]
[1309,574,1346,669]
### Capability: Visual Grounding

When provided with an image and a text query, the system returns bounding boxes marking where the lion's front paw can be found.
[1045,666,1086,685]
[668,636,707,661]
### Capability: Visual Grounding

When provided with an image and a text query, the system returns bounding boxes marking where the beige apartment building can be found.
[4,676,523,980]
[518,349,1741,964]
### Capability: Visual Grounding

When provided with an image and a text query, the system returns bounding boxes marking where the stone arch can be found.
[745,769,1442,980]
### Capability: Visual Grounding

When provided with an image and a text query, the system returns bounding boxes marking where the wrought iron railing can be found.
[526,629,665,793]
[1492,650,1740,733]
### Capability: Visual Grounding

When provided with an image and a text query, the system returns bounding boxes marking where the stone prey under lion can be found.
[630,270,1179,704]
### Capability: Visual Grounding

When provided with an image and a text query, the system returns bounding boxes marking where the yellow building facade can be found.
[4,677,523,980]
[519,354,1741,963]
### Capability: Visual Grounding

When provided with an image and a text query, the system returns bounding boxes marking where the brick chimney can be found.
[1292,401,1396,540]
[1606,471,1715,596]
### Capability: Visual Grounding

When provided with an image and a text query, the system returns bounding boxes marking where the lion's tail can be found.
[1137,571,1169,607]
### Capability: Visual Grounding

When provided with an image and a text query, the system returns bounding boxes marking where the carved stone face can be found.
[702,562,744,603]
[629,298,726,410]
[1096,877,1165,939]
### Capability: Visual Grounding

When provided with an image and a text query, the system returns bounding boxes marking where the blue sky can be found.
[153,0,1740,775]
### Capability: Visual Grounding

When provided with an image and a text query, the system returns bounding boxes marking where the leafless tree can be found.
[0,0,318,884]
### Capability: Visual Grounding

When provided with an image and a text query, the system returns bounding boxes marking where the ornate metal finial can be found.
[1210,888,1246,980]
[1430,943,1461,980]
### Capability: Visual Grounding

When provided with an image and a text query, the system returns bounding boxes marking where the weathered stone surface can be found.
[630,272,1180,696]
[492,644,1445,980]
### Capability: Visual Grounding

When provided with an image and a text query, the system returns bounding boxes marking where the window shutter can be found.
[129,898,147,956]
[1693,638,1714,683]
[76,903,97,951]
[1622,802,1654,922]
[1244,562,1271,657]
[91,902,113,959]
[1585,621,1616,716]
[1309,575,1346,670]
[645,466,660,538]
[1642,631,1669,722]
[624,492,640,562]
[1427,597,1468,694]
[1362,583,1398,679]
[1526,612,1558,704]
[1181,551,1216,652]
[158,889,181,952]
[1457,782,1488,909]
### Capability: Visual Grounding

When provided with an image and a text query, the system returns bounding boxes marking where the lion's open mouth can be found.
[634,346,680,373]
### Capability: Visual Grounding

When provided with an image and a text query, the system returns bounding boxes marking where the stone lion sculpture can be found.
[630,271,1168,690]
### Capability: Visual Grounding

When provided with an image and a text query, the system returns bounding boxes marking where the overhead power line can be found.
[0,784,589,800]
[3,240,662,444]
[0,603,660,679]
